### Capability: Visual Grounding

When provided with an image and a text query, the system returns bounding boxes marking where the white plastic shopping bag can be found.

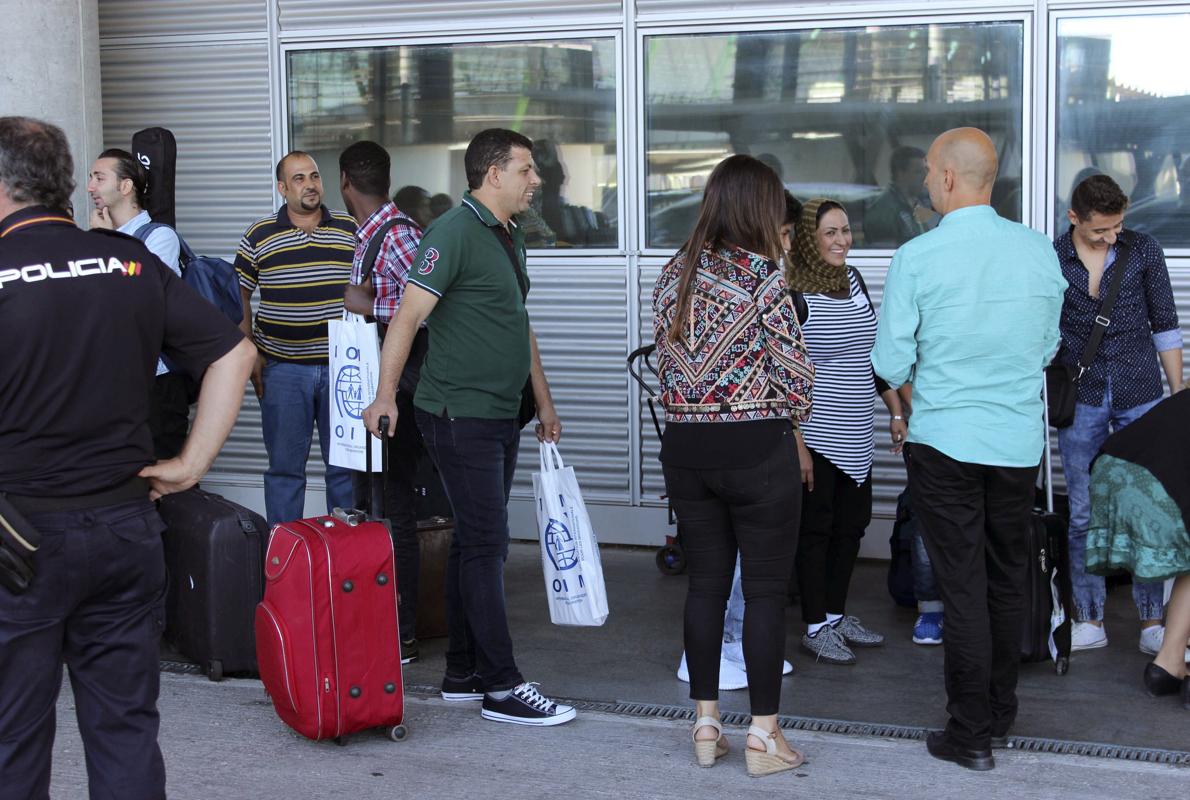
[532,442,609,626]
[327,313,383,471]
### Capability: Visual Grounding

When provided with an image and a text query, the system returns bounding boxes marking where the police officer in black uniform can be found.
[0,117,256,800]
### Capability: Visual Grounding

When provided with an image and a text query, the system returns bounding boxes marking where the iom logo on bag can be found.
[545,518,580,571]
[334,354,366,420]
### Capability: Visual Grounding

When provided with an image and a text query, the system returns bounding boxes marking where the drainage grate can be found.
[160,659,204,676]
[405,683,1190,766]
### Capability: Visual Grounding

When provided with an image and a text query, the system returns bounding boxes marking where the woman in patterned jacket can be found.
[653,154,814,777]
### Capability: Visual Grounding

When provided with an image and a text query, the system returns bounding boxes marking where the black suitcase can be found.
[157,486,266,681]
[1021,398,1074,673]
[1021,502,1073,673]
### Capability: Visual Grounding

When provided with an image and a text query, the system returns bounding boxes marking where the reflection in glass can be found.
[1056,15,1190,248]
[644,23,1024,250]
[288,40,618,248]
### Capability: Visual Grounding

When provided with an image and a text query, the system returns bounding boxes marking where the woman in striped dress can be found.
[787,198,908,665]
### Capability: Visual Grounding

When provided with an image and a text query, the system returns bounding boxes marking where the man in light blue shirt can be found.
[88,148,188,457]
[872,128,1066,772]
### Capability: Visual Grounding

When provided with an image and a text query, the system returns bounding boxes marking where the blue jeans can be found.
[259,360,354,527]
[0,499,167,800]
[416,410,523,692]
[1058,383,1165,621]
[912,525,944,613]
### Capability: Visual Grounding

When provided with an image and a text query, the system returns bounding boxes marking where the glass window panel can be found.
[1056,14,1190,248]
[287,39,617,248]
[644,22,1024,250]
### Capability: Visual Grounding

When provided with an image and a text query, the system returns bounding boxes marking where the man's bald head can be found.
[924,128,998,215]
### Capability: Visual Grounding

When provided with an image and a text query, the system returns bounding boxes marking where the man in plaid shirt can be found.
[340,141,427,665]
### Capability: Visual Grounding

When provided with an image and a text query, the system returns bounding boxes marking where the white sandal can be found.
[745,725,805,777]
[691,716,729,767]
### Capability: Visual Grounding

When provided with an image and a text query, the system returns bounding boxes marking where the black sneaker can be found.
[480,682,576,726]
[440,672,484,702]
[400,638,419,665]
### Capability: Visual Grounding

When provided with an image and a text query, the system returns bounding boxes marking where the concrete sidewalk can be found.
[50,673,1187,799]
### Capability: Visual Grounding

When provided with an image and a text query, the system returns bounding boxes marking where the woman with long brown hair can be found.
[652,154,814,777]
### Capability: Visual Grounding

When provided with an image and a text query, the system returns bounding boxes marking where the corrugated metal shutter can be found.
[99,44,275,257]
[511,263,632,502]
[101,41,279,484]
[277,0,622,32]
[98,1,267,39]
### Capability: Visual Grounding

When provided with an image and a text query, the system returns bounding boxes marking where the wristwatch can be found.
[891,415,904,421]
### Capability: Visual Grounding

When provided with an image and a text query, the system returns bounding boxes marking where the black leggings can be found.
[795,447,872,625]
[663,432,801,716]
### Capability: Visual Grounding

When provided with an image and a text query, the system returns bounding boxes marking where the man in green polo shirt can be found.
[363,129,573,728]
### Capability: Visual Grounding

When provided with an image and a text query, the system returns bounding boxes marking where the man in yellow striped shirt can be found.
[235,151,357,525]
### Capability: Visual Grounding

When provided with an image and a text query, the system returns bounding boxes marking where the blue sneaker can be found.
[913,612,943,645]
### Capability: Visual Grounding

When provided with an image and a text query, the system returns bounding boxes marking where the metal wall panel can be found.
[277,0,622,31]
[100,43,275,258]
[511,264,632,502]
[99,1,267,39]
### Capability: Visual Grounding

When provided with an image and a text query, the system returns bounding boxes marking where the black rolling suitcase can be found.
[157,486,267,681]
[1021,393,1074,674]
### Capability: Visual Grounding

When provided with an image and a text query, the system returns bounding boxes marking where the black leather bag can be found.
[1045,363,1080,428]
[0,493,40,594]
[1045,237,1130,429]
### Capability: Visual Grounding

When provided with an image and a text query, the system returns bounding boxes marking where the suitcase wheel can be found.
[655,544,686,576]
[1055,656,1069,676]
[207,660,224,683]
[334,735,348,747]
[389,725,409,742]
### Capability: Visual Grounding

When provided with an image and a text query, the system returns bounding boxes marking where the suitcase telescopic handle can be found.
[363,416,390,519]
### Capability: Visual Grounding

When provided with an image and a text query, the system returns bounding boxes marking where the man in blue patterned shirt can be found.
[1053,174,1185,658]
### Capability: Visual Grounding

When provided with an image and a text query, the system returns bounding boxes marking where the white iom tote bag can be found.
[532,442,609,626]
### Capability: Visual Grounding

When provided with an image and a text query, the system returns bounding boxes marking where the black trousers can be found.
[662,430,801,716]
[147,372,191,461]
[352,387,422,640]
[0,498,167,800]
[795,447,872,625]
[906,443,1036,749]
[417,411,523,692]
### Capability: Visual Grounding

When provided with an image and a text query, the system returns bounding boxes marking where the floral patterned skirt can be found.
[1087,454,1190,582]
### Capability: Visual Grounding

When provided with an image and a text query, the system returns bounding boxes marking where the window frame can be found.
[1048,4,1190,257]
[635,12,1035,257]
[279,29,626,256]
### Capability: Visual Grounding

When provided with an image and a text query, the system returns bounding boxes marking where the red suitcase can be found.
[255,418,406,742]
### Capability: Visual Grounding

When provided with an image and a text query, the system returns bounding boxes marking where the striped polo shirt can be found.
[235,204,357,363]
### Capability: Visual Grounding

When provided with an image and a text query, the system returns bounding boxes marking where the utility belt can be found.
[0,476,149,595]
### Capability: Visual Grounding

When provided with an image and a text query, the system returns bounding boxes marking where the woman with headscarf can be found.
[787,198,908,665]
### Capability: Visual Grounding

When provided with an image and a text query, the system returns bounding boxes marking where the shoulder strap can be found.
[849,265,872,304]
[1077,237,1131,373]
[485,225,529,301]
[133,221,166,241]
[790,290,808,325]
[360,216,411,281]
[134,220,192,270]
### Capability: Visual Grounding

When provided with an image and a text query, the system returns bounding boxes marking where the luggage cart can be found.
[627,343,686,575]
